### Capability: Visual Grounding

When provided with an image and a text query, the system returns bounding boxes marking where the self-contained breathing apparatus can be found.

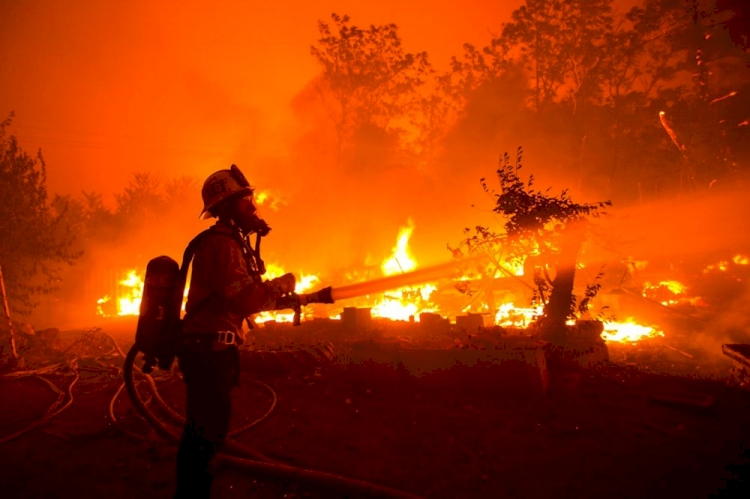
[134,165,333,374]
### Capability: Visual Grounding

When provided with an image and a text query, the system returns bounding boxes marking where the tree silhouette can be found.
[310,13,431,164]
[114,172,166,223]
[413,42,515,161]
[454,148,610,344]
[501,0,613,112]
[0,114,80,315]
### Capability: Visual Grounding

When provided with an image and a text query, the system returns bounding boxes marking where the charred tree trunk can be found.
[539,224,584,346]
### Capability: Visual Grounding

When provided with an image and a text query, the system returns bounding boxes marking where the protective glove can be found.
[268,272,296,295]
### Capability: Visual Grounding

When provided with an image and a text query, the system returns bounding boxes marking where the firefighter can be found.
[174,165,295,499]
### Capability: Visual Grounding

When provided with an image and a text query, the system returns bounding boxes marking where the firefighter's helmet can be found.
[199,164,254,219]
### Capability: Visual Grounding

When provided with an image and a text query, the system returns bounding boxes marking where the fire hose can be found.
[0,360,79,445]
[123,285,427,499]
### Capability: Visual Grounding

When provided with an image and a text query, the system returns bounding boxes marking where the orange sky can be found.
[0,0,523,198]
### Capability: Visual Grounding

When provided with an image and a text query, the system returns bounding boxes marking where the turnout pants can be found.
[174,346,239,499]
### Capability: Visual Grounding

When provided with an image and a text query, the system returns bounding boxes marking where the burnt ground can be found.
[1,318,749,499]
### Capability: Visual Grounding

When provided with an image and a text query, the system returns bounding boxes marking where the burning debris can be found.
[89,211,702,352]
[601,319,664,344]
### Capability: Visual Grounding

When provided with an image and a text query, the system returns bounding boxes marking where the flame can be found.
[658,280,687,295]
[704,260,729,273]
[91,261,673,348]
[602,318,664,343]
[701,254,750,272]
[345,219,437,322]
[371,297,421,321]
[504,257,526,276]
[263,262,287,279]
[254,189,285,211]
[93,215,724,343]
[295,273,320,294]
[263,262,319,293]
[494,302,543,328]
[255,310,297,324]
[420,284,437,300]
[95,262,318,321]
[181,285,189,313]
[367,284,438,322]
[642,280,692,305]
[255,190,269,205]
[253,262,321,323]
[117,270,144,315]
[96,295,111,316]
[382,219,416,276]
[97,270,145,317]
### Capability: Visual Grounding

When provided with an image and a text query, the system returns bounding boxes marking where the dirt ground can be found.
[1,318,749,499]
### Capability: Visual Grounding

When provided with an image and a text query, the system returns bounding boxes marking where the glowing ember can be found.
[659,111,685,152]
[602,319,664,343]
[710,91,738,104]
[733,254,749,265]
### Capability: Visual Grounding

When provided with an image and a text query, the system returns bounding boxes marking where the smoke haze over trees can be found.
[307,0,749,203]
[0,0,747,324]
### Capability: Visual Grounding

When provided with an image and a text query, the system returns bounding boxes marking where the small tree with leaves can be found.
[452,148,610,344]
[0,114,81,315]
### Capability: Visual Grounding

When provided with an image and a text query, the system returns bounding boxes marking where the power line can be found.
[13,132,237,157]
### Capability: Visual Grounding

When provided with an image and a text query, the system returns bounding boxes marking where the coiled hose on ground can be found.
[123,344,424,499]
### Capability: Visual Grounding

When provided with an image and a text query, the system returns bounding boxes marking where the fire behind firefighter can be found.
[174,165,295,498]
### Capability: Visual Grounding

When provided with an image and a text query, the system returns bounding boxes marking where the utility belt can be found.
[179,331,238,351]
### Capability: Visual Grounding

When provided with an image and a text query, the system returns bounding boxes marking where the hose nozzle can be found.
[300,286,334,306]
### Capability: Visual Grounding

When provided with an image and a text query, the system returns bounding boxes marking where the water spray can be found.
[298,256,482,305]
